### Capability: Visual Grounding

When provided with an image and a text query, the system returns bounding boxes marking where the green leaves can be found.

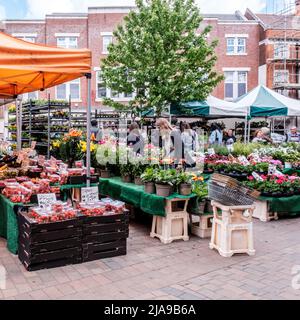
[101,0,223,116]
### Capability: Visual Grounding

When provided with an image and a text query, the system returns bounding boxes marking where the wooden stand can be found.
[253,200,278,222]
[151,198,190,244]
[189,214,213,239]
[209,201,256,258]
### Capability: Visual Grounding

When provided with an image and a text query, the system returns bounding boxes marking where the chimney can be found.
[296,0,300,16]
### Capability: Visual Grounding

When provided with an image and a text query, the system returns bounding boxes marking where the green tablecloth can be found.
[99,177,196,217]
[0,195,22,254]
[259,195,300,215]
[283,168,300,176]
[60,183,99,201]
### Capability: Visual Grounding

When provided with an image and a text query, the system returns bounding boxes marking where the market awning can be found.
[171,96,247,117]
[0,31,91,98]
[236,85,300,117]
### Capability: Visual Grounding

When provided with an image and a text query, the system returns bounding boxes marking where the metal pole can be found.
[248,119,251,143]
[86,74,92,187]
[244,115,248,144]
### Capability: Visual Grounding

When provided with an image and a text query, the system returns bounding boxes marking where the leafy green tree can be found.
[101,0,223,116]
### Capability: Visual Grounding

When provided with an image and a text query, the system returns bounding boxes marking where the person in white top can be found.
[181,122,199,167]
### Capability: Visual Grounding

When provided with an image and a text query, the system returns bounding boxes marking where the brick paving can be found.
[0,216,300,300]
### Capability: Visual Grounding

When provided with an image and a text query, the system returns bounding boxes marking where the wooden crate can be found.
[18,211,82,271]
[82,239,127,262]
[81,212,129,262]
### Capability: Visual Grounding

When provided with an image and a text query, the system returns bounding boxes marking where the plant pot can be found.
[155,184,173,197]
[100,170,111,179]
[179,183,192,196]
[122,175,132,183]
[144,182,155,194]
[134,177,143,186]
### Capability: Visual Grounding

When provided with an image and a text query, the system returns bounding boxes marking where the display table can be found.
[0,195,24,254]
[283,168,300,176]
[99,177,195,217]
[253,195,300,222]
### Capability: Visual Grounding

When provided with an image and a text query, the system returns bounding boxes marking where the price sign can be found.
[238,156,250,166]
[81,187,99,203]
[37,193,57,208]
[252,172,264,182]
[268,164,277,176]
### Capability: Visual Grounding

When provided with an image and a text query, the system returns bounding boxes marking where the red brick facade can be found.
[2,5,299,110]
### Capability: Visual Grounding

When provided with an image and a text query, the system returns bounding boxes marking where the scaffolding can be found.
[267,1,300,99]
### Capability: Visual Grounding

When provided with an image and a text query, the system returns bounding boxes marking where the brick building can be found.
[1,3,299,112]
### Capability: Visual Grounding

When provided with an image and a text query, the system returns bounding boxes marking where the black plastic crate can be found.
[82,239,127,262]
[67,175,99,185]
[19,249,82,272]
[19,236,82,255]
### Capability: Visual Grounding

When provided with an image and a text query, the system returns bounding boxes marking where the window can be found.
[226,37,247,55]
[96,71,108,99]
[102,36,113,54]
[274,70,289,84]
[274,43,289,59]
[95,70,134,101]
[224,71,248,100]
[57,37,78,49]
[16,36,36,43]
[23,91,38,101]
[56,79,80,101]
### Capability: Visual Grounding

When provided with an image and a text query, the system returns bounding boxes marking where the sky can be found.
[0,0,295,20]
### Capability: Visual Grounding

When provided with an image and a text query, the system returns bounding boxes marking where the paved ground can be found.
[0,215,300,300]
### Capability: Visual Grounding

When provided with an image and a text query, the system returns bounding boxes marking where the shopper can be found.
[252,129,273,144]
[91,120,101,142]
[127,122,144,154]
[223,129,236,151]
[155,118,182,164]
[209,123,223,146]
[287,126,300,143]
[181,122,199,167]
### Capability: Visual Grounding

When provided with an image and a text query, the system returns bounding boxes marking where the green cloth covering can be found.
[259,195,300,215]
[99,177,196,217]
[283,168,300,176]
[60,183,99,201]
[0,194,21,254]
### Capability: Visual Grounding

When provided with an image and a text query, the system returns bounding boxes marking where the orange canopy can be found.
[0,32,92,98]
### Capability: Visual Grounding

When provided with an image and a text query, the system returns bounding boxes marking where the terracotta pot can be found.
[122,175,132,183]
[100,170,111,179]
[144,182,155,194]
[179,183,192,196]
[155,184,173,197]
[134,177,143,186]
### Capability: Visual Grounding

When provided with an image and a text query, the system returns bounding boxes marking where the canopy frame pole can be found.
[16,95,23,151]
[248,119,251,143]
[244,115,248,144]
[86,73,92,188]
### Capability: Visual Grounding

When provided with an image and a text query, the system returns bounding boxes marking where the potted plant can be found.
[132,164,147,186]
[176,171,193,196]
[141,167,157,194]
[96,138,118,178]
[120,163,134,183]
[154,169,177,197]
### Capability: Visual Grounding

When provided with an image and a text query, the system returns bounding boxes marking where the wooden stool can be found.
[209,201,256,258]
[189,214,213,239]
[253,200,278,222]
[151,198,190,244]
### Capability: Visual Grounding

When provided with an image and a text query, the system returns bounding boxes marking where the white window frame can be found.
[274,43,290,59]
[94,68,134,102]
[224,70,248,100]
[56,37,78,49]
[274,70,289,84]
[102,33,113,54]
[56,79,81,102]
[225,35,248,55]
[13,33,37,43]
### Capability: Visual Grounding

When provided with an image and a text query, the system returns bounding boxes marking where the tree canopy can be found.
[101,0,223,116]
